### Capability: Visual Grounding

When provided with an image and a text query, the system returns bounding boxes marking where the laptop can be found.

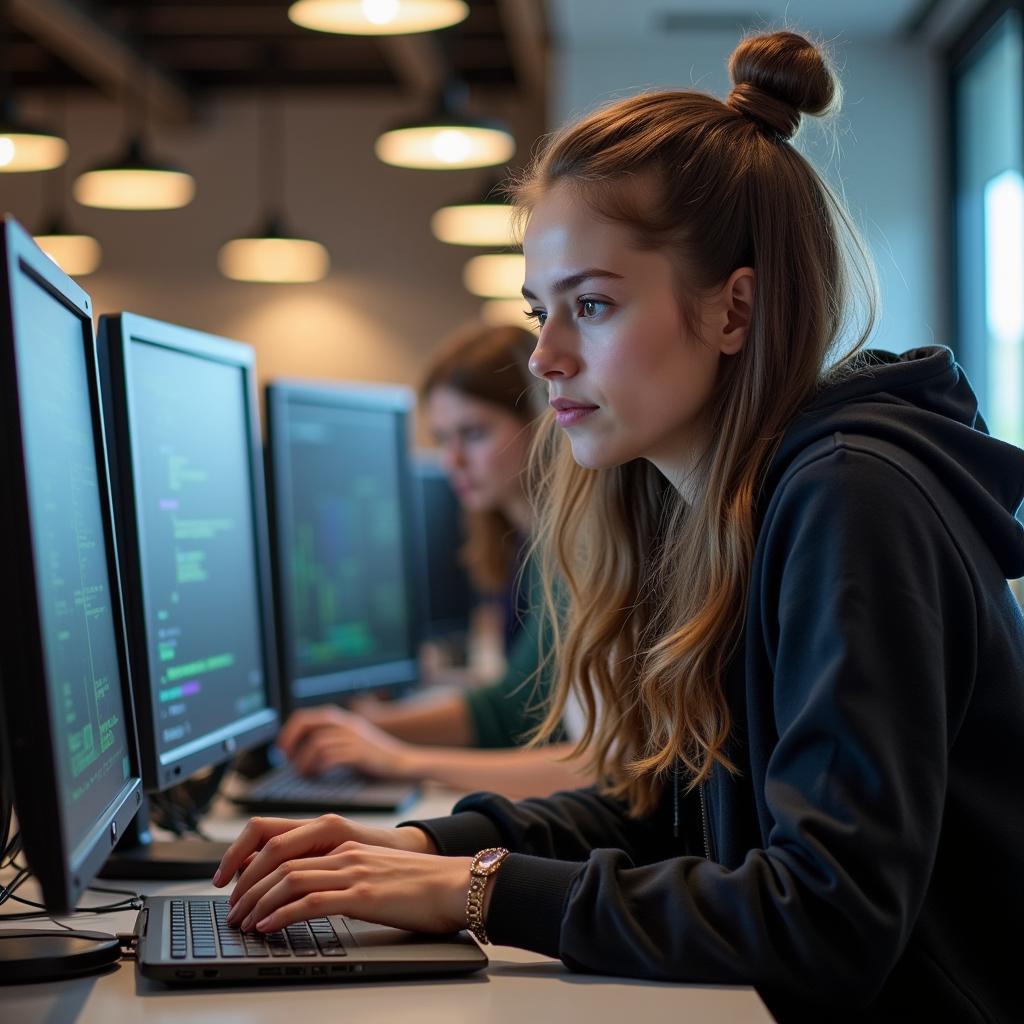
[135,895,487,984]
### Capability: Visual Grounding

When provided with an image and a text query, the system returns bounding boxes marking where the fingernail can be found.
[212,870,223,887]
[256,917,271,931]
[241,915,254,931]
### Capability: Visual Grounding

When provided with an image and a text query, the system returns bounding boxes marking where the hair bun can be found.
[726,31,839,141]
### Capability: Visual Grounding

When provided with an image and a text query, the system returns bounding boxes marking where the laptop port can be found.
[202,970,218,978]
[258,968,282,977]
[174,970,196,979]
[330,965,350,974]
[285,967,304,976]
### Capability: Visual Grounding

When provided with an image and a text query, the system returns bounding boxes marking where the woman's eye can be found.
[579,299,605,318]
[525,309,547,327]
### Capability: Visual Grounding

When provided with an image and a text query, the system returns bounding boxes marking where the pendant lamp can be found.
[431,178,515,246]
[74,136,194,210]
[463,252,525,299]
[218,95,329,284]
[289,0,468,35]
[376,81,515,171]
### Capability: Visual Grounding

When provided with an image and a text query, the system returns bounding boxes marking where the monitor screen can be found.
[99,314,278,790]
[267,382,419,705]
[0,218,141,913]
[412,455,476,640]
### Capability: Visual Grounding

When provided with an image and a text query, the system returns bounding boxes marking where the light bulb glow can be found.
[0,132,68,172]
[375,124,515,170]
[34,233,103,276]
[463,253,525,299]
[431,203,515,246]
[74,167,195,210]
[218,236,330,283]
[362,0,399,23]
[289,0,467,35]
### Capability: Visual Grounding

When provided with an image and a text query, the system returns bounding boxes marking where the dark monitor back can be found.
[266,380,419,707]
[411,453,476,640]
[0,217,142,913]
[98,313,279,792]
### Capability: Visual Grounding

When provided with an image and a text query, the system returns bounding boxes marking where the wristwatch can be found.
[465,847,509,945]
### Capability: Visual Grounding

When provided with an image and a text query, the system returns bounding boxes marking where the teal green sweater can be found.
[462,564,562,748]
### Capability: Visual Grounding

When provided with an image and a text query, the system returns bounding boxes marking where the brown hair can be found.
[420,322,541,592]
[518,30,879,815]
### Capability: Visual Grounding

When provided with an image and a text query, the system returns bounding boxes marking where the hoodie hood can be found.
[764,345,1024,580]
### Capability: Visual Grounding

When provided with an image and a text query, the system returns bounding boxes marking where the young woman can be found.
[278,324,590,798]
[217,30,1024,1021]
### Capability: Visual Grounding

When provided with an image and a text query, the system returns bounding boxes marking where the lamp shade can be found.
[0,119,68,173]
[289,0,468,35]
[218,218,330,283]
[463,252,525,299]
[480,298,537,334]
[376,116,515,170]
[34,219,102,277]
[73,138,195,210]
[431,198,515,247]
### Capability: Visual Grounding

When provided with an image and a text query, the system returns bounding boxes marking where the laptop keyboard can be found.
[245,764,365,803]
[169,898,347,960]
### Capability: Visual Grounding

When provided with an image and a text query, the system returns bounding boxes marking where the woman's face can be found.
[425,387,531,515]
[523,182,751,487]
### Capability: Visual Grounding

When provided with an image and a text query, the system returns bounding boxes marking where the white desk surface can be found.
[0,785,774,1023]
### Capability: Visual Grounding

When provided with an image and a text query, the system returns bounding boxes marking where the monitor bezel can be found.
[0,217,143,914]
[98,312,281,791]
[265,379,421,710]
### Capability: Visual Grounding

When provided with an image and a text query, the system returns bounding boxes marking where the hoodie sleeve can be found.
[413,444,977,1006]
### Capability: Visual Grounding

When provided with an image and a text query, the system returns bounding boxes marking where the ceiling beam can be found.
[378,34,446,100]
[9,0,194,124]
[496,0,547,107]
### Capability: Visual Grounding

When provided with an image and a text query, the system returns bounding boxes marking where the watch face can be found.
[477,850,504,871]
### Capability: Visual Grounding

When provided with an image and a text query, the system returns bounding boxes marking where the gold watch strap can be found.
[466,847,509,945]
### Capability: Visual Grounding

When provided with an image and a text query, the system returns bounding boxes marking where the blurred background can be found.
[0,0,1017,451]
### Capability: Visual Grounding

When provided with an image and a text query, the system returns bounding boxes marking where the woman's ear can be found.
[714,267,755,356]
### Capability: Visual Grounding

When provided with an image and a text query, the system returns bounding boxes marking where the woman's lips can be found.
[551,398,598,427]
[554,406,596,427]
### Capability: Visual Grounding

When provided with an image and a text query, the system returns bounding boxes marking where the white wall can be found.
[551,32,949,353]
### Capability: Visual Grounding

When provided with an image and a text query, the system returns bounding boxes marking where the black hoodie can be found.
[409,347,1024,1022]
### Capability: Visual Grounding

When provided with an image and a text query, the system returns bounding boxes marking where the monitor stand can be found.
[0,929,121,984]
[97,798,229,881]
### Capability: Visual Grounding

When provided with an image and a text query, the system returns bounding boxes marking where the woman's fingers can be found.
[226,852,351,927]
[291,731,357,777]
[276,706,345,757]
[213,816,304,888]
[227,815,350,906]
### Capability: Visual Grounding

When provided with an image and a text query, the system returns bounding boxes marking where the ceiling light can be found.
[480,298,537,334]
[218,221,329,284]
[73,138,194,210]
[0,107,68,173]
[34,228,102,277]
[288,0,468,35]
[432,182,515,246]
[463,252,525,299]
[376,81,515,171]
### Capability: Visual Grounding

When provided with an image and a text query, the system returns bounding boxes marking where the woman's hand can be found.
[226,841,474,936]
[277,706,423,780]
[212,813,436,905]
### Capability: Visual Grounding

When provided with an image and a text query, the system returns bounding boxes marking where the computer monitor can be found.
[265,380,420,708]
[96,313,280,876]
[411,452,476,643]
[0,218,142,936]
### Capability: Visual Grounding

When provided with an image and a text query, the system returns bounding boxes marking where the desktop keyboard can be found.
[246,764,365,804]
[169,897,347,960]
[237,763,419,814]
